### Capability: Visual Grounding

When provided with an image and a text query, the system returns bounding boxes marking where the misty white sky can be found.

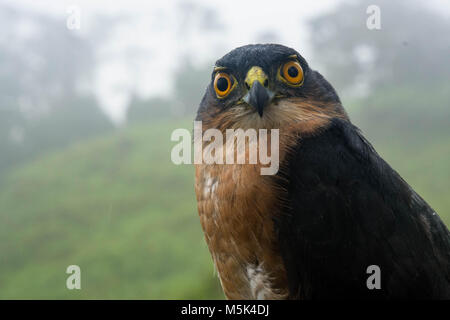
[4,0,450,123]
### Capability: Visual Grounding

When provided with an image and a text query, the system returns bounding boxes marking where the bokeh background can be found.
[0,0,449,299]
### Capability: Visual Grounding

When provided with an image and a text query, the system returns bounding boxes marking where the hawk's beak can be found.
[243,66,274,117]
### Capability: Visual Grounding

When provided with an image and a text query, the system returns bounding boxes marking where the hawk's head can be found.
[196,44,348,131]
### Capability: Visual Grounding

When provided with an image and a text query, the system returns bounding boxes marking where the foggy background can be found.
[0,0,449,298]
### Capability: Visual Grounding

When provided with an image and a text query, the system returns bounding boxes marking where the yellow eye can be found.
[214,72,233,98]
[280,60,304,86]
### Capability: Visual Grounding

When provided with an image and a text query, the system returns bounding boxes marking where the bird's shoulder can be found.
[275,117,450,299]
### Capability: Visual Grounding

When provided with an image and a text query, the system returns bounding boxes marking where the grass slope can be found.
[0,119,223,299]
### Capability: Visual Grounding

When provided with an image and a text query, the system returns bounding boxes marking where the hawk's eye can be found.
[214,72,233,98]
[280,61,304,86]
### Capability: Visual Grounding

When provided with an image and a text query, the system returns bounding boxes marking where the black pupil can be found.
[217,77,229,92]
[287,66,298,78]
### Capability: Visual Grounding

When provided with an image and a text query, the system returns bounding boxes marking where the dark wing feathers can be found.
[276,118,450,299]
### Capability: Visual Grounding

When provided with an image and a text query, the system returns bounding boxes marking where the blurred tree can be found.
[126,2,225,124]
[127,95,176,123]
[308,0,450,94]
[173,61,212,116]
[0,5,113,177]
[308,0,450,143]
[126,61,211,124]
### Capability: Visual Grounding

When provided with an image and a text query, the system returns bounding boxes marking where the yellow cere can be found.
[245,66,268,88]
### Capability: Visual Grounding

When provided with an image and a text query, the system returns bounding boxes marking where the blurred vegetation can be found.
[0,0,448,299]
[0,6,113,179]
[309,0,450,144]
[0,120,223,299]
[126,62,211,123]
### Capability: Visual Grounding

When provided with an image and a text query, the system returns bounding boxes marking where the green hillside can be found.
[0,118,448,299]
[0,120,223,299]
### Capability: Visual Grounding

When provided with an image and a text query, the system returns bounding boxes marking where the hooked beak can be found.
[243,66,274,117]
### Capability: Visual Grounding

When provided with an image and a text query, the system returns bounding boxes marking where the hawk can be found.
[194,44,450,299]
